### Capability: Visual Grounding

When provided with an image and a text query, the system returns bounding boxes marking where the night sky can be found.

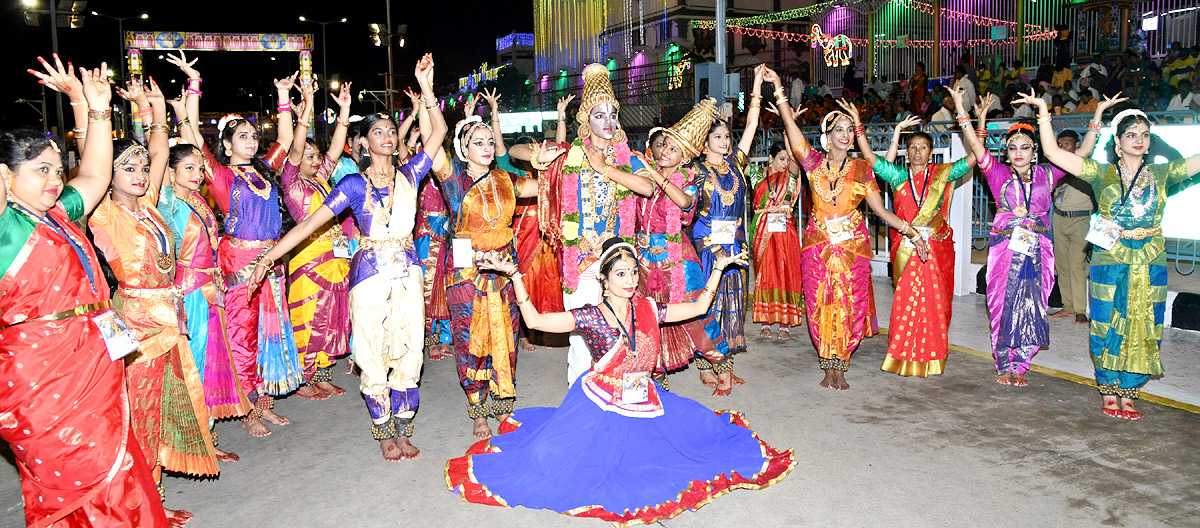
[0,1,533,130]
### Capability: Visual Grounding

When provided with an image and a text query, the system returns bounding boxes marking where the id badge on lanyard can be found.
[1008,226,1038,256]
[1086,215,1123,251]
[710,220,737,245]
[332,236,351,259]
[825,214,855,244]
[766,213,787,233]
[452,238,476,268]
[375,249,410,281]
[92,309,140,361]
[621,372,650,404]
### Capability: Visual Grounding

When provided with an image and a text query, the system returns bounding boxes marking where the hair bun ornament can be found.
[1007,122,1036,134]
[348,115,364,124]
[819,110,849,151]
[217,113,245,133]
[453,115,488,162]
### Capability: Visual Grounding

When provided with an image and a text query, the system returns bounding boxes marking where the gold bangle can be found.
[337,119,350,127]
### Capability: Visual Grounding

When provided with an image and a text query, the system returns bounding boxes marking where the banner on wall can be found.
[124,31,314,52]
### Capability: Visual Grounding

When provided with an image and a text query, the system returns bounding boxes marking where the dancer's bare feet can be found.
[713,371,732,396]
[214,448,239,462]
[519,336,536,352]
[242,418,271,437]
[732,372,745,385]
[428,343,447,361]
[995,373,1013,385]
[759,326,773,338]
[820,369,837,389]
[1011,375,1029,387]
[495,413,511,424]
[1101,395,1121,418]
[295,385,330,400]
[1075,314,1089,324]
[165,508,193,528]
[1049,310,1075,318]
[831,370,850,391]
[315,381,346,395]
[395,436,420,459]
[472,417,493,439]
[380,437,404,462]
[1119,397,1141,420]
[777,329,790,340]
[699,369,718,388]
[261,409,289,426]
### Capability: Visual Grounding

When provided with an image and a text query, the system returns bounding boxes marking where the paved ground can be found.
[3,279,1198,528]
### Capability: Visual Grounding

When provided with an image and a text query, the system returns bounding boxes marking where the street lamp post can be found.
[299,15,348,142]
[21,0,65,137]
[90,11,149,137]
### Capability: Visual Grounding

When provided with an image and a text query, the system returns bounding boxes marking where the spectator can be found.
[816,79,833,98]
[910,61,929,114]
[953,65,976,114]
[1074,91,1098,114]
[1050,62,1073,94]
[1142,68,1170,105]
[1051,94,1072,114]
[1008,60,1028,87]
[1034,56,1054,89]
[1143,86,1169,111]
[960,52,979,88]
[1166,44,1195,88]
[1081,53,1108,80]
[931,95,954,122]
[843,57,864,96]
[1167,79,1200,111]
[1051,129,1095,325]
[870,74,888,96]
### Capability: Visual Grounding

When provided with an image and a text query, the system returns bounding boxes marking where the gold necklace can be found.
[365,166,395,226]
[232,165,272,200]
[705,160,739,207]
[115,199,174,274]
[811,157,848,204]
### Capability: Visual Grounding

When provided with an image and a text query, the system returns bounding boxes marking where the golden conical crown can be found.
[662,98,718,159]
[575,63,620,124]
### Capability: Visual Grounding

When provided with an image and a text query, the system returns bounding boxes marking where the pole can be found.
[715,0,726,101]
[385,0,394,114]
[867,10,875,84]
[322,23,329,141]
[932,0,941,79]
[117,18,126,138]
[1016,0,1025,63]
[49,1,65,139]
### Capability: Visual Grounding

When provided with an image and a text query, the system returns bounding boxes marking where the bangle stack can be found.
[423,96,437,109]
[1087,119,1103,132]
[179,117,191,127]
[976,128,988,139]
[1036,112,1052,124]
[529,143,550,171]
[337,118,350,127]
[749,93,762,110]
[69,100,86,106]
[87,108,112,122]
[253,248,275,269]
[147,122,170,134]
[955,112,971,127]
[853,124,866,138]
[277,102,292,113]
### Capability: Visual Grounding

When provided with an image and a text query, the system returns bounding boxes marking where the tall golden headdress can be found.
[662,97,718,159]
[575,63,625,141]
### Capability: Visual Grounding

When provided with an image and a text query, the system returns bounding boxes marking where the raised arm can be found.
[481,88,507,157]
[416,54,448,160]
[952,85,987,162]
[764,67,811,159]
[273,72,300,154]
[288,83,316,165]
[326,82,354,165]
[67,63,115,215]
[839,99,876,167]
[664,251,749,321]
[143,79,170,195]
[1014,90,1084,176]
[736,64,767,155]
[1076,92,1128,157]
[30,54,89,156]
[166,51,204,145]
[884,115,921,163]
[555,94,575,144]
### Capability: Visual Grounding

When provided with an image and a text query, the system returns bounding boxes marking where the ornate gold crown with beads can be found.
[662,98,718,159]
[575,63,620,124]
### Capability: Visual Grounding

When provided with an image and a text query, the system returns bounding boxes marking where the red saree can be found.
[751,170,805,327]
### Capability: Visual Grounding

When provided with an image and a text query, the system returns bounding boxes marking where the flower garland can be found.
[558,135,636,292]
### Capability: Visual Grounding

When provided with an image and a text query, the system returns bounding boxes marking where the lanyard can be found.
[907,164,933,210]
[365,170,392,227]
[1117,160,1148,206]
[826,156,848,208]
[769,171,789,208]
[602,299,637,356]
[1009,167,1034,212]
[11,203,98,291]
[178,193,217,255]
[115,201,170,257]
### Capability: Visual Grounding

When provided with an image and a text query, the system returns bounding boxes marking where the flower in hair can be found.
[217,113,245,133]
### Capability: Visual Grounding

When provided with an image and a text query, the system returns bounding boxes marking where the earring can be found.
[612,129,627,144]
[577,123,590,139]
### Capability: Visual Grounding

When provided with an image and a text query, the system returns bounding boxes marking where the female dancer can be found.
[171,51,303,436]
[158,137,251,457]
[844,100,973,377]
[768,68,929,390]
[6,56,167,528]
[280,82,355,398]
[636,98,724,379]
[958,89,1124,386]
[1025,96,1200,419]
[446,241,794,526]
[514,63,656,387]
[248,55,445,459]
[428,96,565,439]
[88,78,217,522]
[750,140,804,340]
[690,64,767,394]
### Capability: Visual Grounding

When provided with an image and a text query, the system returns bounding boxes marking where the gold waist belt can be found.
[225,237,277,249]
[812,210,863,235]
[1122,226,1161,240]
[357,235,414,252]
[1,300,113,330]
[119,285,184,300]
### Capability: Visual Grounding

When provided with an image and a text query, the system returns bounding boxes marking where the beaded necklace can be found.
[232,164,272,200]
[467,168,504,229]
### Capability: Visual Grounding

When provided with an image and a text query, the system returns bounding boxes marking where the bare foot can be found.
[165,508,193,528]
[1011,375,1029,387]
[242,418,271,437]
[1101,395,1121,418]
[315,381,346,396]
[1119,397,1141,420]
[820,369,837,389]
[832,370,850,391]
[472,417,493,440]
[778,329,790,340]
[428,343,446,361]
[732,373,745,385]
[261,409,290,426]
[699,369,718,388]
[1075,314,1089,324]
[380,437,404,462]
[995,373,1013,385]
[519,336,535,352]
[1049,310,1075,318]
[395,437,420,460]
[214,448,239,462]
[295,385,330,400]
[712,371,732,396]
[495,413,511,424]
[759,326,773,338]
